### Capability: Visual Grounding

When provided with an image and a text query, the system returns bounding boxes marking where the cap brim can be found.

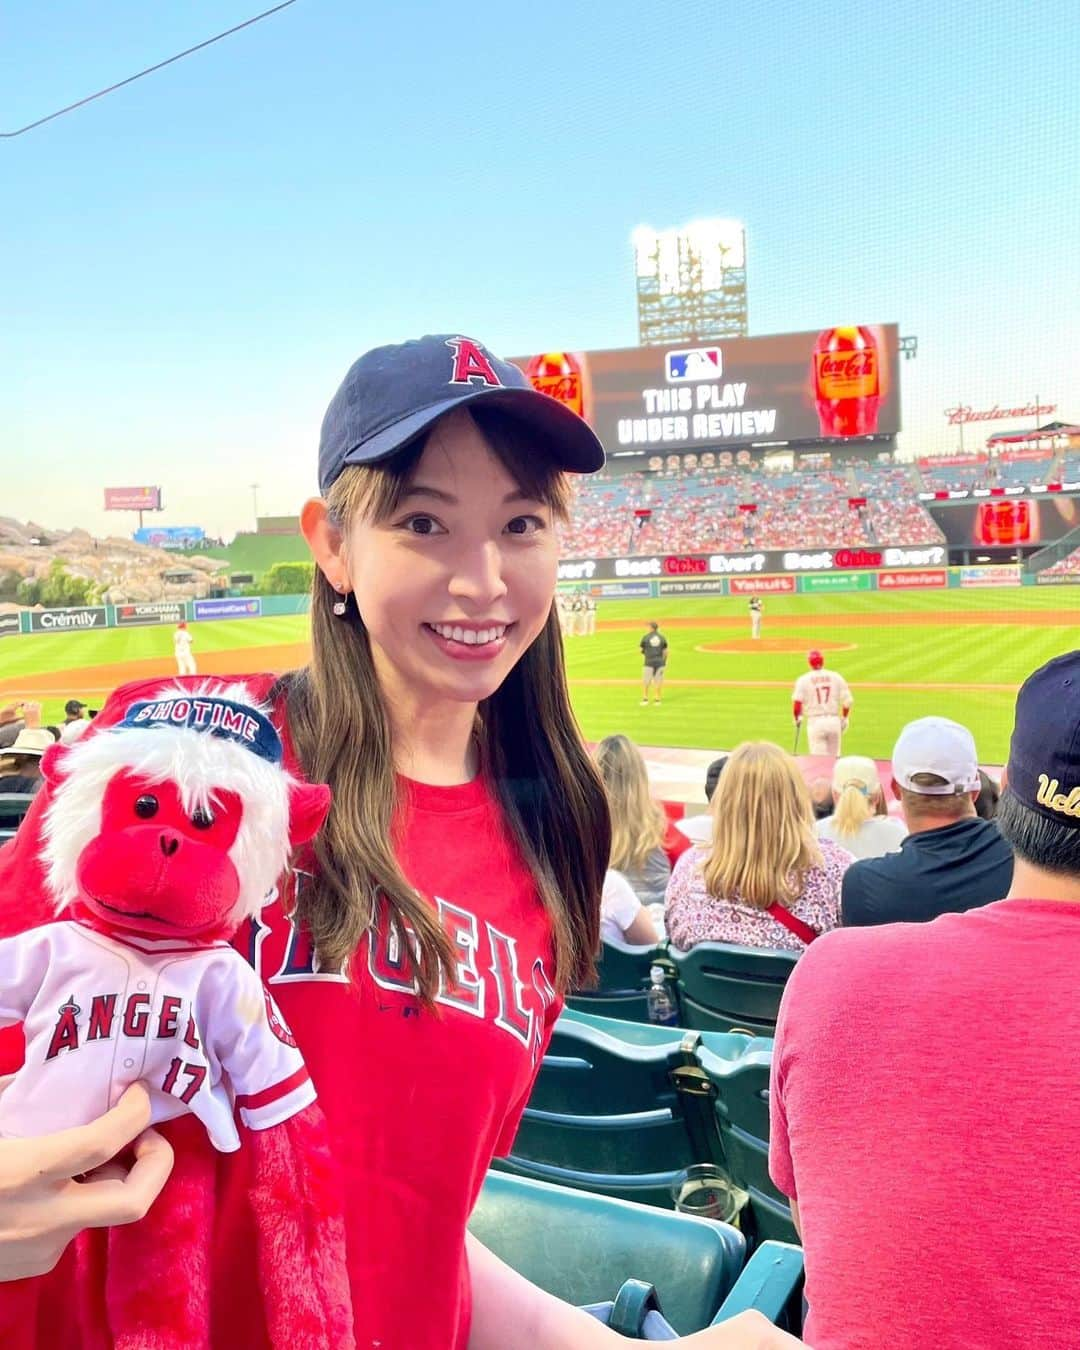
[337,386,605,478]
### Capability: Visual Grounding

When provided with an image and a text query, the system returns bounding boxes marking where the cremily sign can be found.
[556,544,944,583]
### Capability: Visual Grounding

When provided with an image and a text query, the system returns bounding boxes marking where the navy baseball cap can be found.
[1006,651,1080,827]
[318,334,605,494]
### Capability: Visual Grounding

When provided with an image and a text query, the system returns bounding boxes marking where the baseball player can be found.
[639,620,668,706]
[174,620,197,675]
[793,649,853,756]
[749,597,763,639]
[583,596,597,637]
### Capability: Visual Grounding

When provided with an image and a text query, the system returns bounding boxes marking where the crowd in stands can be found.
[559,460,945,558]
[0,700,94,802]
[1040,543,1080,577]
[556,446,1080,560]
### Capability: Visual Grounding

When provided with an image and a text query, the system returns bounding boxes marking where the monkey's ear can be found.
[288,781,331,847]
[40,742,69,786]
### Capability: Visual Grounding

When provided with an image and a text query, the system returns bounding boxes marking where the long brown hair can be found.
[278,408,610,1002]
[703,741,823,909]
[593,734,666,872]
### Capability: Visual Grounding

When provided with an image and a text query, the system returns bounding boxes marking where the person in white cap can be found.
[0,727,53,796]
[840,716,1013,926]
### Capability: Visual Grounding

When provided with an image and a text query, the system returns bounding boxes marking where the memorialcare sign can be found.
[29,606,108,633]
[193,598,263,620]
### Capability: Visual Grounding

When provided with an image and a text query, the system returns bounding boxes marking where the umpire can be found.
[640,621,668,707]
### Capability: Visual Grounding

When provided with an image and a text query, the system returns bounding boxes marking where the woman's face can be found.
[343,410,559,711]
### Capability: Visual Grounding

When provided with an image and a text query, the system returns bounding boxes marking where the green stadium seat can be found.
[670,942,798,1036]
[0,793,35,839]
[495,1010,703,1206]
[469,1171,746,1337]
[566,937,667,1024]
[711,1241,804,1335]
[698,1033,798,1246]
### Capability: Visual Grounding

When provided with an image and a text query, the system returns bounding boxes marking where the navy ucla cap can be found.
[1006,651,1080,827]
[318,334,605,494]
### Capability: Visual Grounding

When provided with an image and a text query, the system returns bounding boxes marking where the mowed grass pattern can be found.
[2,589,1076,762]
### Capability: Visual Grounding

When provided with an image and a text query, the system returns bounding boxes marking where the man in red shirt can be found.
[770,650,1080,1350]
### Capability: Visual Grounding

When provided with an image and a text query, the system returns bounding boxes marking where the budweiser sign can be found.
[944,401,1056,426]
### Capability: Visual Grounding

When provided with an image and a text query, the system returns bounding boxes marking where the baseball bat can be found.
[792,720,802,755]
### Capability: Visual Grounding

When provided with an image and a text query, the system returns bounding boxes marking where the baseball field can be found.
[1,589,1075,765]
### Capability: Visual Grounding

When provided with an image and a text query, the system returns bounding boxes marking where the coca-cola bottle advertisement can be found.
[524,351,591,424]
[812,326,882,437]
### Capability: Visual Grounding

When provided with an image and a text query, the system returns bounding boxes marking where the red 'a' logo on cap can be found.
[446,337,502,387]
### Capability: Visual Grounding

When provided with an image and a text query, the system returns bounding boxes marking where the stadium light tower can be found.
[633,219,748,345]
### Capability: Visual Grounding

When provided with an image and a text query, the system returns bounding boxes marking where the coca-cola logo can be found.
[533,374,581,407]
[662,555,708,575]
[834,548,882,568]
[818,352,876,380]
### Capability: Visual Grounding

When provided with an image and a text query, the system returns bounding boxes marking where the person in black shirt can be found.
[841,716,1013,926]
[639,621,668,707]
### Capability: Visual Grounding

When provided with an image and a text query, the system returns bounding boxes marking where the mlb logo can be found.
[666,347,723,383]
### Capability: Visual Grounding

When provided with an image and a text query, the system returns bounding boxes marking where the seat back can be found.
[497,1012,700,1206]
[0,793,35,835]
[566,938,663,1024]
[671,942,797,1035]
[470,1171,745,1336]
[698,1034,798,1245]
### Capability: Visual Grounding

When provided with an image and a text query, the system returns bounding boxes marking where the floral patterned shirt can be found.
[664,839,855,953]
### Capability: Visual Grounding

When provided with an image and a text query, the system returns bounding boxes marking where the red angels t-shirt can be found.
[0,675,563,1350]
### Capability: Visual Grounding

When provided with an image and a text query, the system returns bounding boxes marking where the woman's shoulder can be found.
[815,836,857,873]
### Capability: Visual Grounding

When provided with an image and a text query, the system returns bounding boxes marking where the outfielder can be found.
[749,597,762,639]
[793,649,853,756]
[174,620,197,675]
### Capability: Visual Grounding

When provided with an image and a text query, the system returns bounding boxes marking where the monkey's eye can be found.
[191,807,215,831]
[134,794,159,819]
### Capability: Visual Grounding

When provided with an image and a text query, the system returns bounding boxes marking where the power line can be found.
[2,0,300,139]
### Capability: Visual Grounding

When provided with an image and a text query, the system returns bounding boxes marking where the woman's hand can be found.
[679,1311,805,1347]
[0,1083,174,1281]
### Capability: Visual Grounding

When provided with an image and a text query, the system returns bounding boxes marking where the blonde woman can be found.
[816,755,907,860]
[664,741,854,952]
[593,733,672,907]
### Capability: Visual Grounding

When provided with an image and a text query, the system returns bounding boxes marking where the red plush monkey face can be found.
[76,769,246,937]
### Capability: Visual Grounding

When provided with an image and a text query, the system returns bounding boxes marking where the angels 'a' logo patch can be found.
[445,337,502,387]
[263,987,298,1048]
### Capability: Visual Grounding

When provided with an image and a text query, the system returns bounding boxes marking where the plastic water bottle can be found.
[646,965,678,1026]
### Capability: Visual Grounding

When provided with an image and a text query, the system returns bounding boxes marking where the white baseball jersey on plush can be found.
[793,670,853,719]
[0,920,315,1152]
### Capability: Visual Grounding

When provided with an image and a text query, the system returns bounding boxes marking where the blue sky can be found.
[4,0,1077,539]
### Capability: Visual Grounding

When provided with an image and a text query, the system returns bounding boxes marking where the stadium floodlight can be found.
[633,219,748,345]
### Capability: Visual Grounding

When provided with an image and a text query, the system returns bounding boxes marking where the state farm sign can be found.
[878,569,948,589]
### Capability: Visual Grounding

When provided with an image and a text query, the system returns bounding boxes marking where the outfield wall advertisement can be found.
[193,598,263,620]
[28,605,108,633]
[114,601,185,627]
[0,614,20,638]
[558,544,945,584]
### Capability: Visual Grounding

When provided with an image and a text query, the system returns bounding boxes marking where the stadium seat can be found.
[469,1171,746,1336]
[698,1033,798,1246]
[0,793,35,840]
[494,1010,708,1206]
[670,942,798,1036]
[566,937,667,1024]
[711,1241,805,1335]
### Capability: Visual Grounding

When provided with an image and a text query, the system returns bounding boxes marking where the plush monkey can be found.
[0,682,353,1349]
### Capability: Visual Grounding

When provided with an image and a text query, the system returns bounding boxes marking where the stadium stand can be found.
[1040,544,1080,577]
[558,460,944,557]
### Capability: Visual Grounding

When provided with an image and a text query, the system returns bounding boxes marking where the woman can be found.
[816,755,906,860]
[599,869,660,946]
[665,741,853,953]
[593,733,672,905]
[0,337,798,1349]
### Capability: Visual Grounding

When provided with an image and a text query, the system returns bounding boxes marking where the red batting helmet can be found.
[808,650,824,669]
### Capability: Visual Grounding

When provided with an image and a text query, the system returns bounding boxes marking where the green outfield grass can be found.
[2,588,1075,762]
[563,588,1078,764]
